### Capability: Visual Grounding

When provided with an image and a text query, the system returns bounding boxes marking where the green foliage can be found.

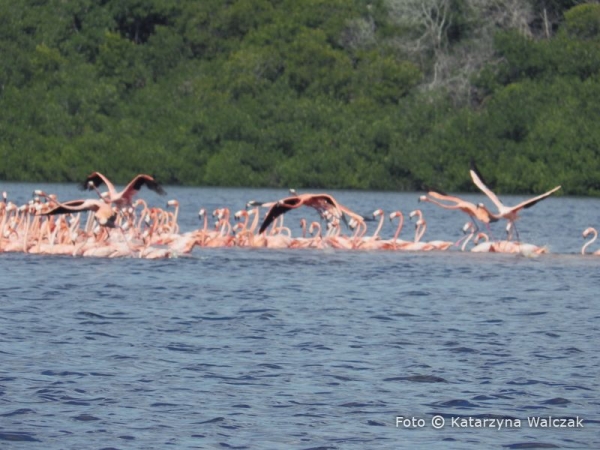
[0,0,599,195]
[564,3,600,39]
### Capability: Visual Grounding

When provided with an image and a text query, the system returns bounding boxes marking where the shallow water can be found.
[0,183,599,449]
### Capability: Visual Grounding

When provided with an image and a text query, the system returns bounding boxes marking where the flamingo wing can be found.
[81,172,113,192]
[41,200,89,215]
[469,163,504,211]
[124,174,167,197]
[511,185,561,211]
[258,202,295,234]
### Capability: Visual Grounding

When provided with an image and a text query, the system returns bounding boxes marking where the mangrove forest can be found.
[1,0,600,195]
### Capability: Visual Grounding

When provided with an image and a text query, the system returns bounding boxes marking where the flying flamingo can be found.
[81,172,166,208]
[40,199,118,228]
[469,161,561,240]
[257,193,346,235]
[419,189,498,232]
[581,227,600,255]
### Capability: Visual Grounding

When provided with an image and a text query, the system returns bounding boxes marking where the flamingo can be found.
[380,211,411,250]
[408,210,451,250]
[287,188,368,231]
[469,161,561,240]
[257,193,345,235]
[81,172,166,207]
[471,233,496,252]
[581,227,600,255]
[40,199,118,228]
[419,189,498,231]
[354,209,387,250]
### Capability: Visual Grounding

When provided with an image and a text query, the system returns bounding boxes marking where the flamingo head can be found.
[409,210,420,220]
[583,227,595,238]
[418,195,427,202]
[234,210,247,220]
[246,200,263,209]
[372,209,383,218]
[167,199,179,207]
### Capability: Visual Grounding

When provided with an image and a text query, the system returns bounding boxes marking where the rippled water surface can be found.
[1,183,599,449]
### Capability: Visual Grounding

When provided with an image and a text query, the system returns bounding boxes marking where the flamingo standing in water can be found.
[408,210,452,250]
[581,227,600,255]
[81,172,166,208]
[469,161,561,240]
[460,222,495,252]
[353,209,387,250]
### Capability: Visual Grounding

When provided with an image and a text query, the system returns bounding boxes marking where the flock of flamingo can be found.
[0,165,598,258]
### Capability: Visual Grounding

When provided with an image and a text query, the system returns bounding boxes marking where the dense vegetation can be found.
[1,0,599,194]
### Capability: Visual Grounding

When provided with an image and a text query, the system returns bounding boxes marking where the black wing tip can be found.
[469,159,490,186]
[154,183,167,196]
[81,173,103,191]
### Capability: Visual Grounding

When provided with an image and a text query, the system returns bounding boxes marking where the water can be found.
[0,183,599,449]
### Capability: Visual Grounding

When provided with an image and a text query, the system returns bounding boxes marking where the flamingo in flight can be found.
[419,188,498,231]
[286,188,368,229]
[39,199,118,228]
[257,193,346,235]
[469,161,561,240]
[81,172,166,207]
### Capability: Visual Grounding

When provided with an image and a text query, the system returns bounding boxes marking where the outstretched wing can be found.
[126,174,166,196]
[469,161,504,211]
[81,172,110,191]
[41,199,87,215]
[258,203,294,234]
[513,185,561,211]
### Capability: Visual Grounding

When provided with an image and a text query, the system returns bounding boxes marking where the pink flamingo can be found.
[354,209,387,250]
[582,227,600,255]
[408,210,451,250]
[81,172,166,207]
[419,189,497,231]
[470,162,561,240]
[257,193,349,234]
[40,199,118,228]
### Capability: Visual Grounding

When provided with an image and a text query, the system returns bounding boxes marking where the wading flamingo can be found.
[409,209,452,250]
[581,227,600,255]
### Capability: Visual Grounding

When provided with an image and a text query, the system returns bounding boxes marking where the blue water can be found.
[1,183,599,449]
